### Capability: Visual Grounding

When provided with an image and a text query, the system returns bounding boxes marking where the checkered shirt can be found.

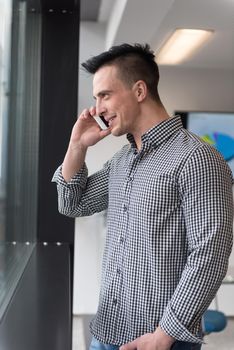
[52,116,233,346]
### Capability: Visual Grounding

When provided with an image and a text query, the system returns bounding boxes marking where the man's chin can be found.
[111,128,120,137]
[110,127,125,137]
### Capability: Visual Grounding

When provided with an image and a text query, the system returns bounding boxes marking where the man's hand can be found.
[120,326,175,350]
[70,106,110,151]
[62,106,110,182]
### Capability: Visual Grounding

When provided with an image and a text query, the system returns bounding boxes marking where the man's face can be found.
[93,65,140,137]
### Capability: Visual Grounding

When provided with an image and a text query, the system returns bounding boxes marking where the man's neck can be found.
[132,103,170,150]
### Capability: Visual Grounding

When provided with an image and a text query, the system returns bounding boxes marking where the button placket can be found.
[112,298,118,305]
[123,203,128,212]
[112,149,141,311]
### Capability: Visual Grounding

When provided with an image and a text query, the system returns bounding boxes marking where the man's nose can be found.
[95,101,107,116]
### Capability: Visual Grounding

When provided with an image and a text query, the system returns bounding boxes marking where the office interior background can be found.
[0,0,233,349]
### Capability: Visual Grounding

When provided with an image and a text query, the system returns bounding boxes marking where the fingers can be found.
[120,338,138,350]
[78,107,111,137]
[89,106,96,116]
[79,106,96,120]
[99,127,111,139]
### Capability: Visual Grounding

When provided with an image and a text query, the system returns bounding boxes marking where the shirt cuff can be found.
[159,303,204,344]
[51,164,88,188]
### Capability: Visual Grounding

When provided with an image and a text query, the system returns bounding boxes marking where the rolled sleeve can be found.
[52,164,88,188]
[160,303,203,343]
[52,161,110,217]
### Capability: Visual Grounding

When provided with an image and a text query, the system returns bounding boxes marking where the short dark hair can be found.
[81,43,161,102]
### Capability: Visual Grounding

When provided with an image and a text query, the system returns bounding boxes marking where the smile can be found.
[107,116,116,126]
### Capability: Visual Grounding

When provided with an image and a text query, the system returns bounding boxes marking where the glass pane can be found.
[0,0,41,319]
[0,0,11,244]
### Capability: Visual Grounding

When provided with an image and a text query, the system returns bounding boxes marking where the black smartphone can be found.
[93,115,109,130]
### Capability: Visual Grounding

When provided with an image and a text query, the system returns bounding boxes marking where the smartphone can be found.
[93,115,109,130]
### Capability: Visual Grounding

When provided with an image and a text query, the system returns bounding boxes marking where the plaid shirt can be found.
[52,116,233,346]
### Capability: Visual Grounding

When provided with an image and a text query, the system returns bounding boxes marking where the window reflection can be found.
[0,0,41,319]
[0,0,11,243]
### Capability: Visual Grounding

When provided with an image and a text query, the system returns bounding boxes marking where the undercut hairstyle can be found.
[81,43,162,103]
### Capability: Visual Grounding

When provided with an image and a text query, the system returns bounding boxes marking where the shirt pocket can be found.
[132,174,180,219]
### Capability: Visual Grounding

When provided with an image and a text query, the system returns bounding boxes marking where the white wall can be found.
[73,23,234,315]
[158,66,234,116]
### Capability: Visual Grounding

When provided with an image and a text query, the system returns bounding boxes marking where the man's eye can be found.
[99,92,110,100]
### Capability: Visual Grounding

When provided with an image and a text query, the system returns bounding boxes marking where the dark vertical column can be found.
[38,2,80,243]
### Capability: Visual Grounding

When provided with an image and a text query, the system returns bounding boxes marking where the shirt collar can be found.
[127,115,183,151]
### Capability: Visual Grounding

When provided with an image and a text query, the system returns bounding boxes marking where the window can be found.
[0,0,41,319]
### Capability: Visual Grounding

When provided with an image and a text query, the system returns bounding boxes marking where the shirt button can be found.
[123,204,128,212]
[113,298,118,305]
[119,236,124,243]
[117,268,121,274]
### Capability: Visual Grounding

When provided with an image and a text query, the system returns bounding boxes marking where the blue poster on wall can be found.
[186,112,234,177]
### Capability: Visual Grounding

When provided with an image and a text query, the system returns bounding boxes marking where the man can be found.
[52,43,233,350]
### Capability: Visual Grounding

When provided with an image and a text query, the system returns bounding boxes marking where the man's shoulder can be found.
[171,127,223,161]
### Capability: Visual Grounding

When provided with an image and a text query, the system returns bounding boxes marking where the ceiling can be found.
[80,0,234,70]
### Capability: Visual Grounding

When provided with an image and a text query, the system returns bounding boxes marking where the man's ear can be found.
[133,80,147,102]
